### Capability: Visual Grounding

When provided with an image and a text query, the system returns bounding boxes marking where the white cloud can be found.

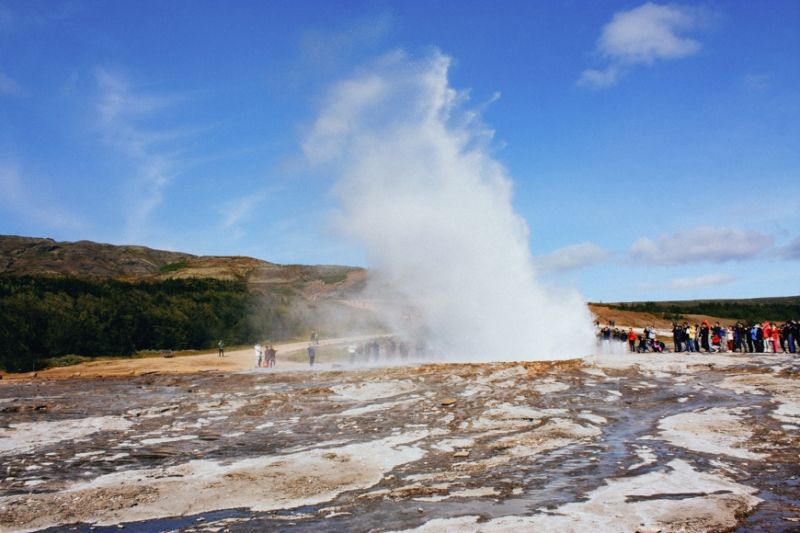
[635,273,736,291]
[0,71,20,94]
[533,242,613,275]
[629,226,773,265]
[579,2,703,88]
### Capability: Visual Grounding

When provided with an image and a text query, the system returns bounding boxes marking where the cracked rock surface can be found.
[1,352,799,532]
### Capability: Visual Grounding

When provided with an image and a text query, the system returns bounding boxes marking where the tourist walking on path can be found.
[255,343,262,367]
[308,343,316,366]
[218,340,225,358]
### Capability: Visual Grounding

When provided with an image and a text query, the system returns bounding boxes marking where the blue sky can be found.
[0,0,798,302]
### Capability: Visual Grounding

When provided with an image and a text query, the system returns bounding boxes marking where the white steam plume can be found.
[303,51,595,361]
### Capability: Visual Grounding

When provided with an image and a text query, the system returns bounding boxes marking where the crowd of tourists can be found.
[597,323,666,353]
[347,338,430,364]
[670,320,800,354]
[597,319,800,354]
[250,336,433,368]
[254,343,277,367]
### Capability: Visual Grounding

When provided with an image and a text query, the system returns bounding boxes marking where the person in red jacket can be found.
[627,328,637,353]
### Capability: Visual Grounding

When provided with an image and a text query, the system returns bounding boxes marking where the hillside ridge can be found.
[0,235,365,296]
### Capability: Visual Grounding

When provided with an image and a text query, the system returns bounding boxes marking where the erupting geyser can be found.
[303,50,595,361]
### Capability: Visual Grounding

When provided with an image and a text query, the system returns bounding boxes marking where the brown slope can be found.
[0,235,366,297]
[0,235,194,278]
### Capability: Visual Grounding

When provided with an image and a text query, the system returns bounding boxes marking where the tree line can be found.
[606,300,800,324]
[0,275,301,372]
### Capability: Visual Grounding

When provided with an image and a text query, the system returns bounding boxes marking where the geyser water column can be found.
[303,51,595,361]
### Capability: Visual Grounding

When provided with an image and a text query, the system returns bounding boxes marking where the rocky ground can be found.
[1,350,799,533]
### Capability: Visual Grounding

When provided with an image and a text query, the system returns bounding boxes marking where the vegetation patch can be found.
[270,285,296,296]
[605,301,800,324]
[0,275,302,373]
[47,354,87,367]
[158,261,188,273]
[321,274,347,284]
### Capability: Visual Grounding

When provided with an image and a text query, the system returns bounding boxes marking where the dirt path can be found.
[3,334,389,380]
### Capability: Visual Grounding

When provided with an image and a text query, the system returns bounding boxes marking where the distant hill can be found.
[0,235,366,297]
[598,296,800,307]
[592,296,800,327]
[0,235,379,371]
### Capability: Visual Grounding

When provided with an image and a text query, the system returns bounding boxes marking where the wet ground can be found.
[1,351,799,533]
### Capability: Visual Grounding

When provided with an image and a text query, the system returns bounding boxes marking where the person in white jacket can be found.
[255,343,262,367]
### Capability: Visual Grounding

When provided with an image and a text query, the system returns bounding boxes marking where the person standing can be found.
[386,338,396,361]
[628,328,636,353]
[348,343,357,365]
[699,321,711,353]
[255,343,262,367]
[735,323,747,352]
[600,324,611,351]
[218,340,225,358]
[712,322,722,353]
[672,323,683,353]
[356,342,365,363]
[399,341,408,361]
[781,322,791,353]
[307,343,316,366]
[756,324,765,353]
[683,322,695,352]
[268,345,277,367]
[772,326,780,353]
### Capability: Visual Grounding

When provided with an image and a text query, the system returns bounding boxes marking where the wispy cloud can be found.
[283,13,392,90]
[0,162,84,230]
[0,71,20,94]
[298,13,390,71]
[94,69,192,242]
[778,236,800,260]
[0,6,12,32]
[213,188,277,241]
[744,73,771,91]
[635,273,736,291]
[578,2,704,88]
[628,226,773,265]
[533,242,613,275]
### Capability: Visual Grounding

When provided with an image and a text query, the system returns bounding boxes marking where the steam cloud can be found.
[304,51,595,361]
